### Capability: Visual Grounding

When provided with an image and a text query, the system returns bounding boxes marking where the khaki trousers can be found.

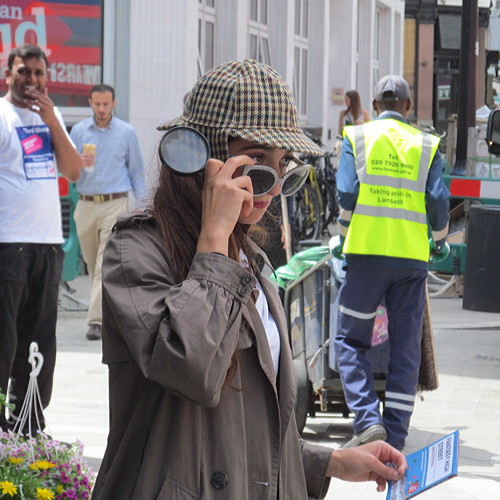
[74,197,128,326]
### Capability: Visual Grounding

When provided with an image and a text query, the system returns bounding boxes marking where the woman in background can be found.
[338,89,370,135]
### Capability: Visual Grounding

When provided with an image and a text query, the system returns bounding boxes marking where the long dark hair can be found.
[346,90,363,120]
[150,154,269,386]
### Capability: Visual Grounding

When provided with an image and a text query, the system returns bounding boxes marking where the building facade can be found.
[404,0,493,132]
[0,0,406,184]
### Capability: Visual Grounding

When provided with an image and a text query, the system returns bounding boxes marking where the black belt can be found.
[79,192,127,203]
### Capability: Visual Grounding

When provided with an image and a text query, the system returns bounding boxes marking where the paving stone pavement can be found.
[46,275,500,498]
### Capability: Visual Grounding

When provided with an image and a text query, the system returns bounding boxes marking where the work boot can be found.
[86,324,102,341]
[342,424,387,449]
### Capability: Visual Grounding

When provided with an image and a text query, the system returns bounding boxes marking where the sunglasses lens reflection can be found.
[281,166,309,196]
[246,169,276,195]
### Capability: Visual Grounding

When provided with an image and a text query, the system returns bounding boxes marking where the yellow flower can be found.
[56,485,64,494]
[30,460,57,470]
[36,488,55,500]
[8,456,24,464]
[0,481,18,496]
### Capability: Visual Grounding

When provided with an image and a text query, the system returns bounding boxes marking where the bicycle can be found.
[421,125,447,155]
[287,180,322,250]
[288,131,338,246]
[312,150,338,233]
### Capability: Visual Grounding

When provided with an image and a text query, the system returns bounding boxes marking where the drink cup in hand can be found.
[82,143,96,172]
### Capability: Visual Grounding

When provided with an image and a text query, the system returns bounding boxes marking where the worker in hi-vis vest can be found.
[334,75,450,451]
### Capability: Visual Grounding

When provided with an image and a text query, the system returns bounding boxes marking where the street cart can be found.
[272,238,390,433]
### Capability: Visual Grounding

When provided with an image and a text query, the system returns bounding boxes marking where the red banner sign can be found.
[0,1,103,105]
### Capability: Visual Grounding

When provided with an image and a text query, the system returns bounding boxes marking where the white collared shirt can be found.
[240,252,281,376]
[253,281,281,376]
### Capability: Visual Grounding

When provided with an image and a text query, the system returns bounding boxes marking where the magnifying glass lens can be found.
[159,127,210,176]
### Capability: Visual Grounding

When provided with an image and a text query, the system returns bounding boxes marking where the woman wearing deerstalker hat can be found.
[92,60,406,499]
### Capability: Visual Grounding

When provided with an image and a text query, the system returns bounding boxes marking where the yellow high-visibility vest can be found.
[342,119,440,261]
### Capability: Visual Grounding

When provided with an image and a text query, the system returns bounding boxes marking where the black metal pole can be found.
[452,0,478,175]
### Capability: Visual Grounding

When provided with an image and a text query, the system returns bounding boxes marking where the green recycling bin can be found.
[58,176,82,283]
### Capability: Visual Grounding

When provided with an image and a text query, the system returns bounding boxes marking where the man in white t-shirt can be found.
[0,44,82,435]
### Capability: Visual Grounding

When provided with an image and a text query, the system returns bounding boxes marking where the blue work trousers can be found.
[334,265,427,450]
[0,243,64,434]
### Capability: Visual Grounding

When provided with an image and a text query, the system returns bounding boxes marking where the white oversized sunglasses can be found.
[242,157,311,197]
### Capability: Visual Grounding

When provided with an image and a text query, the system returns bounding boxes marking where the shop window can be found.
[295,0,308,37]
[249,33,271,65]
[249,0,271,65]
[293,46,308,117]
[198,0,216,77]
[0,0,104,107]
[372,6,382,89]
[436,14,461,51]
[434,55,460,132]
[355,0,361,86]
[293,0,309,117]
[251,0,267,24]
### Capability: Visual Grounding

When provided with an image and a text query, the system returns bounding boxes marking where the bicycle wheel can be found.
[318,178,338,231]
[288,183,322,251]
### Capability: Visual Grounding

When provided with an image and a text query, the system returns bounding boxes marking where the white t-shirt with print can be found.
[0,98,70,243]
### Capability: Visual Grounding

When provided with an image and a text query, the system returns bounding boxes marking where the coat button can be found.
[238,285,250,297]
[241,274,252,285]
[211,471,228,489]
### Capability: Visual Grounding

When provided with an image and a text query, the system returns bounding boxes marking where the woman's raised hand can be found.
[196,156,255,256]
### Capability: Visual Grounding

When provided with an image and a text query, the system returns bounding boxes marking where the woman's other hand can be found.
[326,441,407,493]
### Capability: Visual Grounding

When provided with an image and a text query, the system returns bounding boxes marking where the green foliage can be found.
[0,388,15,414]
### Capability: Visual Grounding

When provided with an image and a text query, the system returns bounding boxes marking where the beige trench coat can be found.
[91,212,333,500]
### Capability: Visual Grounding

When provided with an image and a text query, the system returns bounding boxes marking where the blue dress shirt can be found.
[70,115,147,206]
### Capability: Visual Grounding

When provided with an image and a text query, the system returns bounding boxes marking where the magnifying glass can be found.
[158,126,210,176]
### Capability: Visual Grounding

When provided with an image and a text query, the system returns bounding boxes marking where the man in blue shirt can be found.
[70,84,147,340]
[334,75,450,451]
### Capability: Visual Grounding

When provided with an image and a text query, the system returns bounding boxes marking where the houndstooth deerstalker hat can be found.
[157,59,324,161]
